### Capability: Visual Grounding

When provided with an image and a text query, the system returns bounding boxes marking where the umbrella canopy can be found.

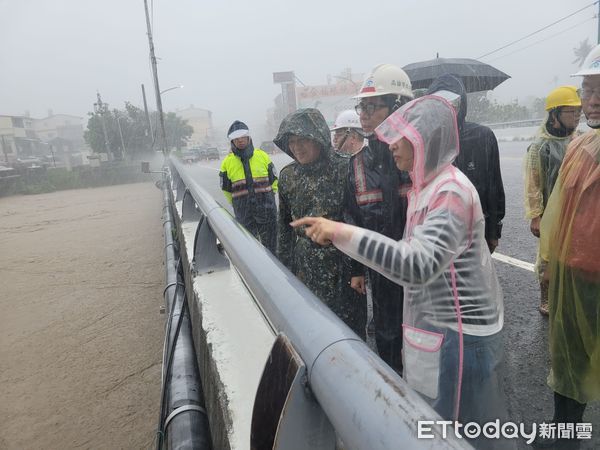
[402,57,510,93]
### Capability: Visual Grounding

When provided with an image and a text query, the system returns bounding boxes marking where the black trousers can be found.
[370,270,404,374]
[246,219,277,254]
[553,391,587,424]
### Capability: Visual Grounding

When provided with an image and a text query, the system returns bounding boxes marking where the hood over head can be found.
[273,108,332,161]
[426,74,467,129]
[227,120,250,140]
[375,95,459,190]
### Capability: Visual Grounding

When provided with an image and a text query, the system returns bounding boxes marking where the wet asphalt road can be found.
[493,141,598,449]
[185,141,598,449]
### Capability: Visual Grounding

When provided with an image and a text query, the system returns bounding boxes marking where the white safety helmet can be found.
[572,43,600,76]
[331,109,362,131]
[354,63,414,99]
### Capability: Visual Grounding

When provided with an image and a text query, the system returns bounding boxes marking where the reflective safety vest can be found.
[219,148,278,227]
[219,148,278,203]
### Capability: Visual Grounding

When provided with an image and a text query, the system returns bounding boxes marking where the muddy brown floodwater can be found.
[0,182,165,450]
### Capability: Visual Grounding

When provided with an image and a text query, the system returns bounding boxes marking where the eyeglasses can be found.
[559,108,582,117]
[579,86,600,100]
[355,102,388,116]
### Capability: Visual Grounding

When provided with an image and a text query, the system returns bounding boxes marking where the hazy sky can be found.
[0,0,595,142]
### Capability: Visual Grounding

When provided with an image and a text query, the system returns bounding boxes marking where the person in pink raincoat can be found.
[292,95,508,446]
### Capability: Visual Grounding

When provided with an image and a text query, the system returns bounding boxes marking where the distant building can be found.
[176,105,214,147]
[33,113,84,145]
[296,80,359,125]
[0,115,38,163]
[0,111,87,167]
[267,68,363,135]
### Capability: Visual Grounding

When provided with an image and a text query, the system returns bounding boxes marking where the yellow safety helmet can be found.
[545,85,582,111]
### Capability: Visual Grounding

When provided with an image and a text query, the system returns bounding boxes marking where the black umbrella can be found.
[402,57,510,93]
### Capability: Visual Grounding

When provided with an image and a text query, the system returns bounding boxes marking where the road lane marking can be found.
[492,252,535,272]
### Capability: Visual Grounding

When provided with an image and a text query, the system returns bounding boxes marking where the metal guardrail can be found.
[168,157,470,450]
[484,117,587,129]
[483,118,544,129]
[156,173,212,450]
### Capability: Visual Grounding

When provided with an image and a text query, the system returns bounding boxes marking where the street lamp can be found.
[93,91,112,161]
[160,85,184,95]
[155,85,183,155]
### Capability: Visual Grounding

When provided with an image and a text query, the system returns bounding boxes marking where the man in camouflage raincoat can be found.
[274,108,366,337]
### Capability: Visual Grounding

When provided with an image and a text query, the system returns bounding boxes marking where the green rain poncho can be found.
[524,119,577,278]
[541,129,600,403]
[274,108,366,337]
[524,120,575,220]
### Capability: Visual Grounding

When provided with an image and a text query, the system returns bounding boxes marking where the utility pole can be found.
[49,144,56,167]
[141,83,154,140]
[143,0,168,156]
[597,1,600,44]
[1,135,9,164]
[116,115,127,159]
[93,91,113,161]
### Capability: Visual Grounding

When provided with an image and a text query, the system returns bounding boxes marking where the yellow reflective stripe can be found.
[232,189,249,198]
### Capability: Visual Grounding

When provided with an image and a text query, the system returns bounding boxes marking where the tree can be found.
[84,100,193,159]
[465,92,544,124]
[161,112,194,151]
[84,108,124,159]
[573,38,593,68]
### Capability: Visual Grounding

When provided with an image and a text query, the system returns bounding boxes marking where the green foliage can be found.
[573,38,593,68]
[84,102,193,159]
[529,97,547,120]
[466,92,544,124]
[47,167,82,190]
[163,112,194,151]
[13,164,150,196]
[21,181,54,195]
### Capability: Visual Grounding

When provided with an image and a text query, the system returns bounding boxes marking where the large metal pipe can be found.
[163,182,177,313]
[159,173,212,450]
[170,159,469,450]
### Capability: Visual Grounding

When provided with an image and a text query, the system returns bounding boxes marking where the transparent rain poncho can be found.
[524,117,574,220]
[331,96,506,426]
[524,118,575,279]
[540,130,600,404]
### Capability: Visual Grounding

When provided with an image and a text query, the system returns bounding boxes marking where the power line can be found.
[477,1,598,59]
[485,16,595,63]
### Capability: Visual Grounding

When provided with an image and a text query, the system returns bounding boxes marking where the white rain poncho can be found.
[331,96,506,428]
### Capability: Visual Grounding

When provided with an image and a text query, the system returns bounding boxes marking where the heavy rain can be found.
[0,1,598,449]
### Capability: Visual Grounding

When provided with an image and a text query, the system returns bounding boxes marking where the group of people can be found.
[216,47,600,448]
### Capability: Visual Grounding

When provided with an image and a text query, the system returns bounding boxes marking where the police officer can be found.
[219,120,278,252]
